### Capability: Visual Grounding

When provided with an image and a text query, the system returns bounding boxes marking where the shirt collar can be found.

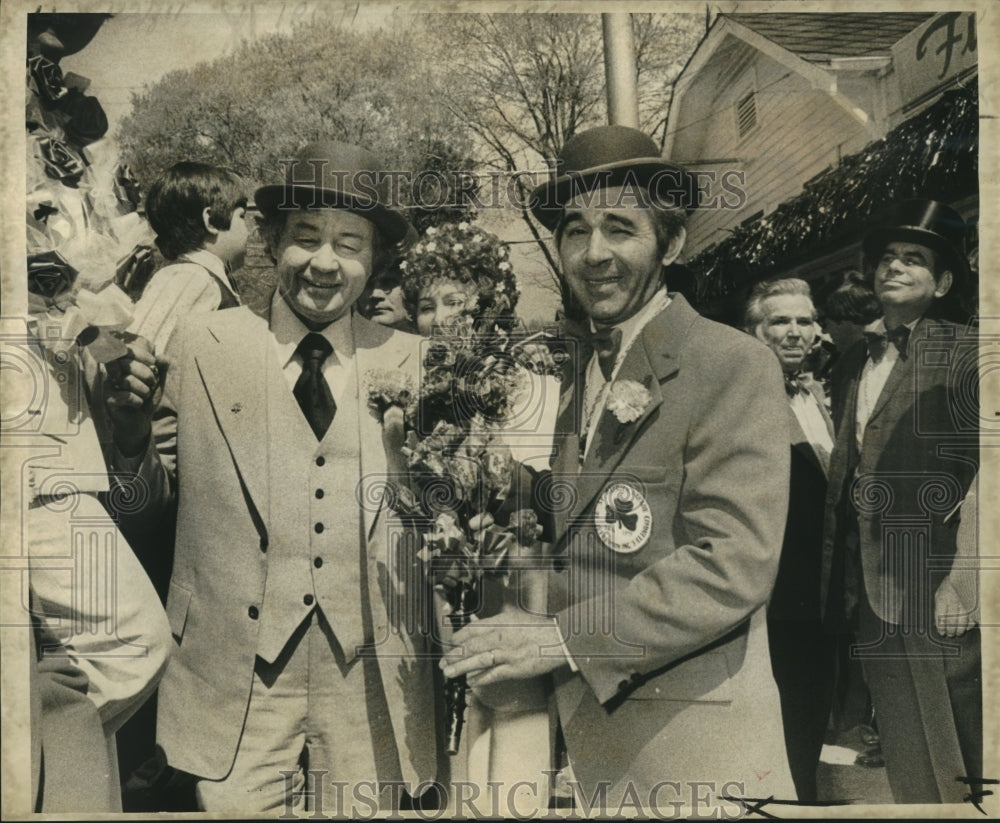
[866,316,920,335]
[180,249,229,281]
[270,290,355,368]
[589,287,671,342]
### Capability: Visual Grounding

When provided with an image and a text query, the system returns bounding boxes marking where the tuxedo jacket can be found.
[137,304,437,785]
[545,295,795,799]
[768,379,833,622]
[820,317,978,627]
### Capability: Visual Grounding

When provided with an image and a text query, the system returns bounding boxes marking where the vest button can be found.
[315,488,324,499]
[303,594,314,606]
[314,522,324,534]
[314,557,323,568]
[248,606,259,620]
[315,456,325,467]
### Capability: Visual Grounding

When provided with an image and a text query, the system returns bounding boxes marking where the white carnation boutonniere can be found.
[605,380,651,424]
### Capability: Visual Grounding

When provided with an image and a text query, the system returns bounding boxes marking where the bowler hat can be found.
[254,141,410,244]
[862,199,970,286]
[529,125,696,230]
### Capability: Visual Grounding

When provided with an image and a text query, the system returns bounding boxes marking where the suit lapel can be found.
[193,308,273,520]
[788,382,834,478]
[867,354,911,426]
[550,368,583,545]
[866,318,923,426]
[569,299,686,523]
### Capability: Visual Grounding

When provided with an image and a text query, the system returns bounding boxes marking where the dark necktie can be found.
[863,325,910,363]
[294,333,335,439]
[591,327,622,382]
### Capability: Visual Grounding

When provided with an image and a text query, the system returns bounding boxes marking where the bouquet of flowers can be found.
[366,313,557,754]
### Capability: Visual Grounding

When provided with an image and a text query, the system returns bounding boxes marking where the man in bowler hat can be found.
[441,125,796,809]
[111,142,437,812]
[820,198,980,803]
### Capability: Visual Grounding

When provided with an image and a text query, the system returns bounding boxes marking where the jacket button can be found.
[314,522,324,533]
[314,557,323,569]
[315,456,325,467]
[248,606,259,620]
[315,488,324,499]
[303,594,314,606]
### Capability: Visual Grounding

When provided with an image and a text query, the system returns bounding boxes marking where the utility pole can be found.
[602,13,639,128]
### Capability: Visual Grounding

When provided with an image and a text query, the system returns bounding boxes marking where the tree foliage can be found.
[118,11,705,296]
[117,11,477,227]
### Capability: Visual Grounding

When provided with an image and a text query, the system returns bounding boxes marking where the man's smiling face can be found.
[557,187,680,328]
[275,209,374,327]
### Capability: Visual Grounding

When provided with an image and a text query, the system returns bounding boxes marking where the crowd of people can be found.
[25,115,981,815]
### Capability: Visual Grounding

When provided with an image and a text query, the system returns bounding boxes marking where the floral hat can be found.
[399,221,519,318]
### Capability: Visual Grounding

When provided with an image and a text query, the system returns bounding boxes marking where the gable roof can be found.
[727,13,934,61]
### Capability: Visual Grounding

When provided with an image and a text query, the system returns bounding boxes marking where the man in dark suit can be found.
[442,126,795,811]
[820,199,980,804]
[743,277,836,801]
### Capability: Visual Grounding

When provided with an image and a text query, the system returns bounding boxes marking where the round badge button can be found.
[594,482,653,554]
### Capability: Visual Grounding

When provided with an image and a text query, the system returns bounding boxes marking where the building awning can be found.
[686,75,978,306]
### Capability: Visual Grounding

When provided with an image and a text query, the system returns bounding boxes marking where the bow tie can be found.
[590,327,622,382]
[784,371,810,397]
[863,325,910,362]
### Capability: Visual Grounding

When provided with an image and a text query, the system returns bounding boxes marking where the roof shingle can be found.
[727,13,934,60]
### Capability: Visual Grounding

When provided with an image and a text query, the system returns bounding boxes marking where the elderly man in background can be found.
[743,277,836,802]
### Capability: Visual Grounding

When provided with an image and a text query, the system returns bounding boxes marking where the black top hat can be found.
[254,141,411,245]
[529,125,696,230]
[862,199,970,287]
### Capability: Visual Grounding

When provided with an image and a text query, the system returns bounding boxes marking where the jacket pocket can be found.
[165,582,192,642]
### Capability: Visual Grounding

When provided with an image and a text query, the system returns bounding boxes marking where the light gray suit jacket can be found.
[138,304,437,785]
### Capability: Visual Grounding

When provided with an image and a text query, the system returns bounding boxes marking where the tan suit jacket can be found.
[546,295,795,802]
[140,305,437,785]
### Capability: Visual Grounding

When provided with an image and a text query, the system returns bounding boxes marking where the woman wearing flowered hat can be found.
[398,222,555,811]
[400,221,519,336]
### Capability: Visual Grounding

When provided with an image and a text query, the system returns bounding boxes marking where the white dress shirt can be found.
[789,384,834,470]
[581,288,672,459]
[855,317,917,451]
[269,290,355,404]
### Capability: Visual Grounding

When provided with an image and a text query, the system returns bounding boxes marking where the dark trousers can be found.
[767,617,837,801]
[856,588,982,804]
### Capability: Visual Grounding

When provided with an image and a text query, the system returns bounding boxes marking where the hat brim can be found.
[862,226,970,288]
[254,184,411,245]
[529,158,696,230]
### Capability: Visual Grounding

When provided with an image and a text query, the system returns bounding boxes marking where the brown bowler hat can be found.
[254,141,411,244]
[529,125,696,230]
[862,198,970,287]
